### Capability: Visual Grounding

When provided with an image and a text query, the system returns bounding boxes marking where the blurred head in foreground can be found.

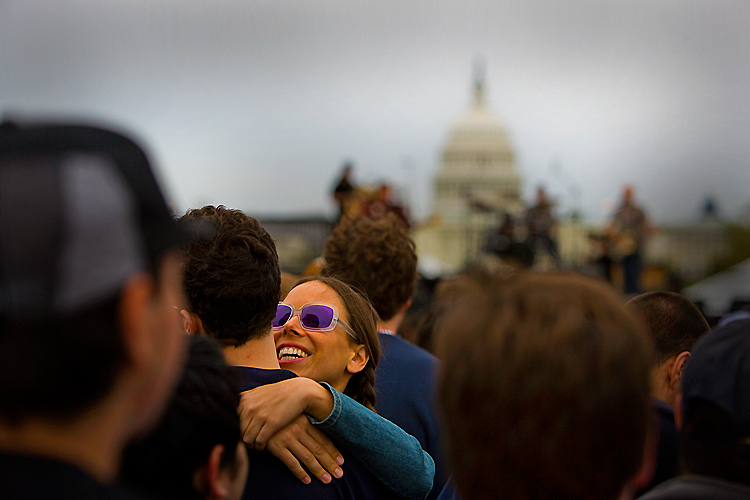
[122,335,249,500]
[0,121,187,484]
[436,273,653,500]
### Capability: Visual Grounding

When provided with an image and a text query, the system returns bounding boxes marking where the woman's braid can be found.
[354,362,378,411]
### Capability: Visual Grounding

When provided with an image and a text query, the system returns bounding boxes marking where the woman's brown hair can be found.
[291,276,381,410]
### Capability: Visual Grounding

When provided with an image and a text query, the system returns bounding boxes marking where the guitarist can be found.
[525,186,562,268]
[607,185,654,294]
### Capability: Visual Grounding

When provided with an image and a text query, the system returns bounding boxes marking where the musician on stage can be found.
[607,185,654,294]
[525,186,562,268]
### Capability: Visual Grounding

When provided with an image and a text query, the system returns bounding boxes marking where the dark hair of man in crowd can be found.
[179,206,281,347]
[292,276,381,410]
[679,400,750,485]
[122,335,245,500]
[410,268,500,352]
[625,291,709,365]
[436,273,653,500]
[322,213,417,322]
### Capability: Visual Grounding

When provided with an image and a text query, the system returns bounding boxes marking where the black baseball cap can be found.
[681,317,750,439]
[0,121,187,322]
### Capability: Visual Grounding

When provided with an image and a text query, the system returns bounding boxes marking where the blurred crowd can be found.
[1,121,748,500]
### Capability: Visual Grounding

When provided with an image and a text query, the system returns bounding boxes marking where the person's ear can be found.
[346,345,369,375]
[669,351,691,392]
[181,309,204,335]
[193,444,230,500]
[119,273,157,373]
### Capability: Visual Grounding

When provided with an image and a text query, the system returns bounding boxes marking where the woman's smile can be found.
[274,281,363,392]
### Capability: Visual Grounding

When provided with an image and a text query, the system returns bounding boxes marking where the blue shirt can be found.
[375,333,448,500]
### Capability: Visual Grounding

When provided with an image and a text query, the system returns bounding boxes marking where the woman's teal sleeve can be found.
[309,382,435,500]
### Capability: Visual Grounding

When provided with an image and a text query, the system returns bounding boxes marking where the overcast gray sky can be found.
[2,0,748,223]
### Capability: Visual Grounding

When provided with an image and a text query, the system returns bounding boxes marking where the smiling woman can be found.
[273,276,380,410]
[240,275,435,499]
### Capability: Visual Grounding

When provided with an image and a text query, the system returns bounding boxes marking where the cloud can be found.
[2,0,748,222]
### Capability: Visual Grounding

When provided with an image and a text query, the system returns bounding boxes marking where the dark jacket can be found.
[236,366,401,500]
[375,333,447,500]
[637,398,680,496]
[0,453,150,500]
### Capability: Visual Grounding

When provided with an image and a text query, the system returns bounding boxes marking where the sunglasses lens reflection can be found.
[273,304,293,328]
[300,305,335,330]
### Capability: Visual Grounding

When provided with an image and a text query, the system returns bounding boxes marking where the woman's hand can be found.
[238,377,343,484]
[266,415,344,484]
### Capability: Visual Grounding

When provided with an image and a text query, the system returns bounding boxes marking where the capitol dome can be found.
[413,67,524,274]
[442,83,514,162]
[434,72,522,219]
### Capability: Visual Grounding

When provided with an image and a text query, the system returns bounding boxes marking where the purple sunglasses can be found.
[273,302,358,341]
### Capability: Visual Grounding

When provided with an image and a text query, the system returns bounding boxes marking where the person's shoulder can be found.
[379,333,438,365]
[233,366,297,391]
[639,475,750,500]
[717,315,750,333]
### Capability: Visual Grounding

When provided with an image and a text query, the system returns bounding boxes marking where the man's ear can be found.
[346,345,369,375]
[193,444,230,500]
[181,309,204,335]
[402,298,412,312]
[119,273,157,371]
[669,351,691,391]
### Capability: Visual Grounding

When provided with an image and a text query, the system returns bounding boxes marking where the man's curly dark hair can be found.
[322,213,417,322]
[179,206,280,347]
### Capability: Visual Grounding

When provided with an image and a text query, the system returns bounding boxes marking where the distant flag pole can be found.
[473,57,486,107]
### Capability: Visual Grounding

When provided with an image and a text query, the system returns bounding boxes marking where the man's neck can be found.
[0,398,128,483]
[378,309,406,335]
[650,364,676,409]
[223,330,280,370]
